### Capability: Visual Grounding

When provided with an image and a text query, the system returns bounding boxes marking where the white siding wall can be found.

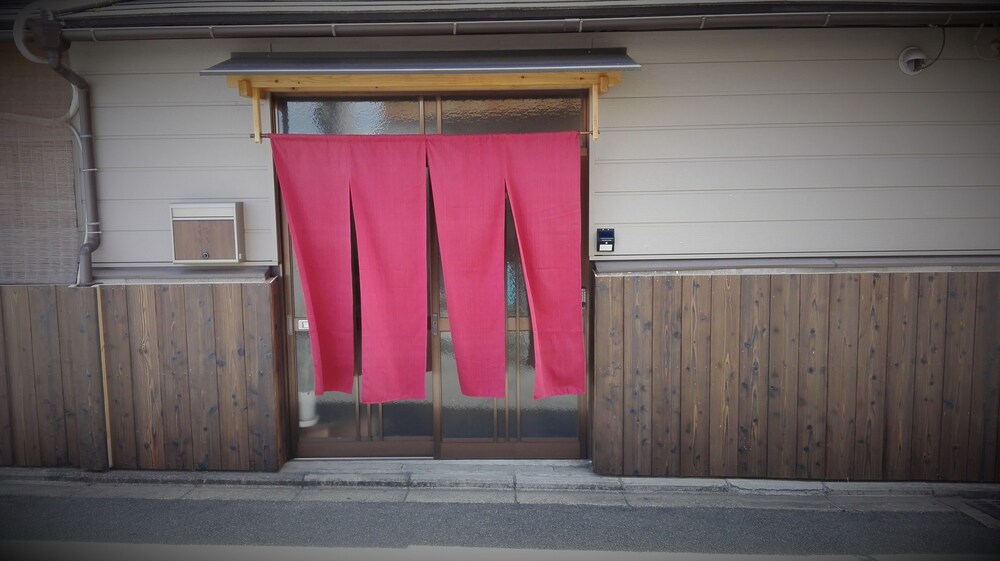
[71,33,592,267]
[71,27,1000,266]
[72,39,278,267]
[589,27,1000,260]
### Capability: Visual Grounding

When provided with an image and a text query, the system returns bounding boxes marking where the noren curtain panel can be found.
[271,132,585,403]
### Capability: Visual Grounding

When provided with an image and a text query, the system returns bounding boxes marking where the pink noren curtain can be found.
[272,132,584,403]
[271,134,427,403]
[271,135,355,396]
[349,136,428,403]
[426,135,507,397]
[502,132,586,398]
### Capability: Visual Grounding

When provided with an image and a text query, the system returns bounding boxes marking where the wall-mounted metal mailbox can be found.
[170,202,244,264]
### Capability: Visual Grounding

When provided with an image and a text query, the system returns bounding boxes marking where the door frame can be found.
[274,91,593,460]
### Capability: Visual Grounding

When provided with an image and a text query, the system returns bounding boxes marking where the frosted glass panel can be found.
[424,97,438,134]
[441,332,495,438]
[438,260,448,319]
[276,99,421,135]
[441,96,581,135]
[294,332,313,392]
[315,388,358,439]
[505,203,528,318]
[516,330,578,438]
[381,373,433,437]
[291,246,306,317]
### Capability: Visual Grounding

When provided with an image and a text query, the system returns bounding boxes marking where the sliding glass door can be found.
[276,94,587,459]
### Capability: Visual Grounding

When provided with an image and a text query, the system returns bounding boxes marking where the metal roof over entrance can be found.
[201,49,641,76]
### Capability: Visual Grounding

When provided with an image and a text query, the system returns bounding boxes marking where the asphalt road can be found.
[2,493,1000,561]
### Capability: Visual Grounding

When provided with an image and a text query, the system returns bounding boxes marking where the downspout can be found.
[30,15,100,287]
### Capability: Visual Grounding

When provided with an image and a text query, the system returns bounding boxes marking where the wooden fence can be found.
[592,271,1000,481]
[0,280,286,471]
[0,285,107,470]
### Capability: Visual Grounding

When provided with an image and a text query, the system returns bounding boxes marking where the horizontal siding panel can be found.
[99,199,276,232]
[68,27,1000,267]
[591,156,1000,193]
[608,60,1000,99]
[85,72,248,105]
[72,39,268,74]
[71,29,973,72]
[94,229,277,265]
[593,124,1000,162]
[88,73,243,105]
[92,104,252,137]
[592,186,1000,224]
[600,92,1000,129]
[592,219,1000,258]
[94,137,271,169]
[594,28,977,64]
[98,168,273,199]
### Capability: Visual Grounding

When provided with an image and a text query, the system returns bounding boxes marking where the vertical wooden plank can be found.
[54,286,80,467]
[57,286,108,471]
[27,286,69,466]
[767,274,799,478]
[652,276,683,476]
[268,278,288,468]
[623,276,653,476]
[185,284,222,470]
[709,275,740,477]
[854,273,889,480]
[825,273,859,479]
[2,286,42,465]
[157,285,193,470]
[127,285,165,469]
[738,275,769,478]
[101,285,137,469]
[939,272,978,481]
[911,273,947,480]
[968,273,1000,481]
[680,275,711,476]
[214,284,251,470]
[798,275,830,479]
[0,290,14,465]
[885,273,918,480]
[0,286,14,466]
[244,280,282,471]
[55,286,80,466]
[592,275,624,475]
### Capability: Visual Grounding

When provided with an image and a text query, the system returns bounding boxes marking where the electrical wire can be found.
[917,25,947,71]
[973,23,1000,61]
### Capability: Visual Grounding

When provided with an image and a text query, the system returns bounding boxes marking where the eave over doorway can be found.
[201,49,640,142]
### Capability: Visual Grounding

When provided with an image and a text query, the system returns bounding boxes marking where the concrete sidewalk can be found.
[6,542,1000,561]
[2,459,999,521]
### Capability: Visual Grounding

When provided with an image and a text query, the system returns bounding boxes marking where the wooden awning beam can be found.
[226,71,623,143]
